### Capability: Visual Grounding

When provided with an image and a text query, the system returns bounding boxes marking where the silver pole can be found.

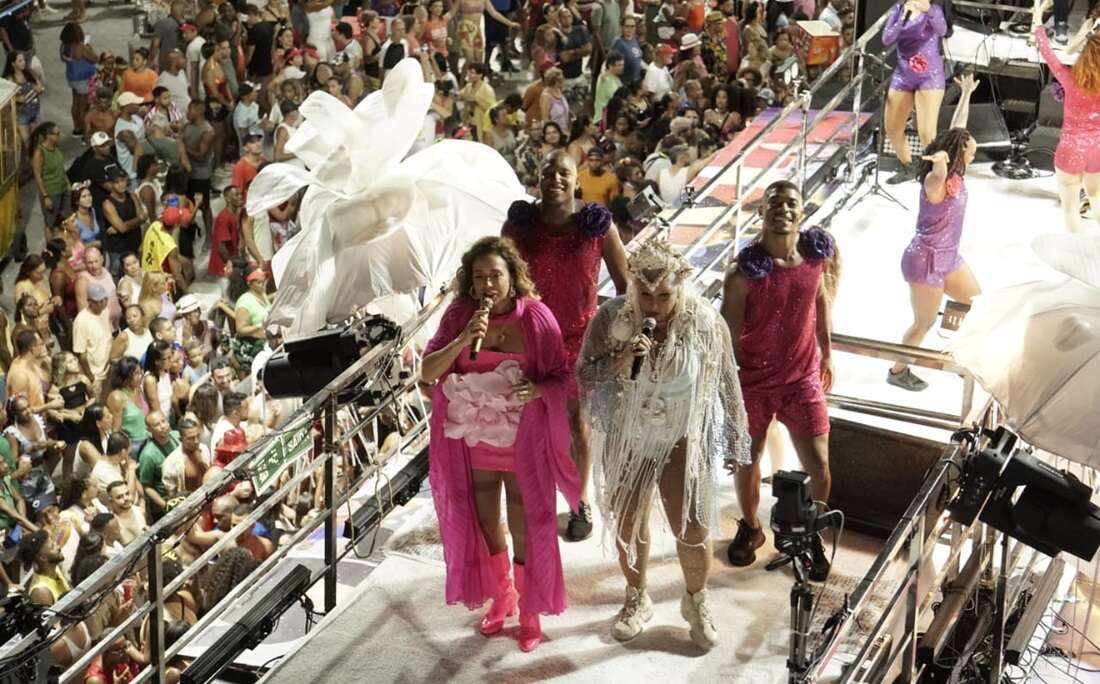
[799,91,810,191]
[849,48,867,187]
[146,542,166,684]
[323,397,338,613]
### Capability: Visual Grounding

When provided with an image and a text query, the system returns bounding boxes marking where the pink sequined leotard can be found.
[734,229,834,439]
[503,209,607,399]
[1034,25,1100,174]
[737,253,825,394]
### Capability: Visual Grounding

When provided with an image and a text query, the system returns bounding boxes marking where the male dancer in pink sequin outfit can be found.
[502,150,630,541]
[720,180,836,581]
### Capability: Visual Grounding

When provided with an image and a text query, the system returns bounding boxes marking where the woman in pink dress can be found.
[1032,8,1100,233]
[422,236,580,653]
[502,150,630,542]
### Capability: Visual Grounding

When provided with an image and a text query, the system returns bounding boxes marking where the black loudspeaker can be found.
[826,417,949,537]
[1027,84,1064,171]
[937,102,1010,145]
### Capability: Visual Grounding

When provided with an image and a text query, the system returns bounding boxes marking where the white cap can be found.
[89,131,112,146]
[117,91,144,107]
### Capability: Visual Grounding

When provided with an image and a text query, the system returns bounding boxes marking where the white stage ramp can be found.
[258,163,1078,682]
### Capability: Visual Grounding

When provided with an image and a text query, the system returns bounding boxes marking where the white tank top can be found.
[658,167,689,206]
[155,372,173,417]
[124,328,153,360]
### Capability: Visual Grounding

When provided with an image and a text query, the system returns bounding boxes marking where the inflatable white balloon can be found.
[246,58,528,336]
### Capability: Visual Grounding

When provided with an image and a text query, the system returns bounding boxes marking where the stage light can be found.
[343,449,429,545]
[262,314,401,399]
[948,427,1100,561]
[180,564,311,684]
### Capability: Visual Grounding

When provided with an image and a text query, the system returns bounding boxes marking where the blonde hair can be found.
[1073,32,1100,93]
[138,270,169,302]
[544,67,564,87]
[51,351,77,386]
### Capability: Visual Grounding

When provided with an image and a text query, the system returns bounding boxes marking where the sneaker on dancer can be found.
[886,367,929,391]
[1055,21,1069,45]
[681,589,719,649]
[886,159,919,185]
[727,518,766,566]
[808,533,831,582]
[565,501,593,541]
[611,585,654,641]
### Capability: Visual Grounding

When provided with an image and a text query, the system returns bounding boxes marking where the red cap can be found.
[246,268,267,283]
[181,22,198,32]
[216,428,248,456]
[656,44,677,57]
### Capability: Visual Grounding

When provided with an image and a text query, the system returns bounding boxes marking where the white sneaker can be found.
[611,586,654,641]
[680,589,719,649]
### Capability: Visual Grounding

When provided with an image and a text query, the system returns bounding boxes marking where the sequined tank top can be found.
[737,253,825,394]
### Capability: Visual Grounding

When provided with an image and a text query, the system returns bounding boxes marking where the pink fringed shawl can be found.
[426,296,580,615]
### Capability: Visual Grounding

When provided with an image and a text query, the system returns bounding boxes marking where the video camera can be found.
[771,471,842,561]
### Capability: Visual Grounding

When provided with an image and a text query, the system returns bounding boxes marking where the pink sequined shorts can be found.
[1055,132,1100,175]
[742,383,830,440]
[469,442,516,472]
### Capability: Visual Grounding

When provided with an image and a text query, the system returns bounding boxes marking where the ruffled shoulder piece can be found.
[797,227,835,262]
[734,242,773,279]
[507,200,540,228]
[576,203,612,238]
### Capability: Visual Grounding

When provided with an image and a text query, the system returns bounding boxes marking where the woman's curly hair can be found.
[201,548,261,615]
[454,236,539,302]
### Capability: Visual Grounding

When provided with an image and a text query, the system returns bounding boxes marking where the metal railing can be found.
[0,291,449,683]
[600,9,895,298]
[809,398,1001,683]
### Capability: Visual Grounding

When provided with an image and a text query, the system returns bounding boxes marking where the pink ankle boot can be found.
[480,552,518,636]
[513,563,541,652]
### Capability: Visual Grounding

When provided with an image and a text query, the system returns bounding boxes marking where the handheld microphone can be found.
[469,298,493,360]
[630,317,658,380]
[903,8,911,22]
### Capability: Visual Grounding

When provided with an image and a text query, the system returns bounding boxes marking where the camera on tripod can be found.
[771,471,841,562]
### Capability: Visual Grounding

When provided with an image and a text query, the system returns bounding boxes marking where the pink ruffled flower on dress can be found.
[944,174,963,198]
[1050,81,1065,103]
[442,360,527,448]
[909,54,929,74]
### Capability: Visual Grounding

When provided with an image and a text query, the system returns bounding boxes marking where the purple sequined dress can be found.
[901,179,967,287]
[883,2,948,92]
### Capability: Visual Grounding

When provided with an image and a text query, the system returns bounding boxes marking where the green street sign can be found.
[250,422,313,493]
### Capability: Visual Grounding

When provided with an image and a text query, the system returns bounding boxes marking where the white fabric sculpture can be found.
[246,58,528,336]
[949,234,1100,468]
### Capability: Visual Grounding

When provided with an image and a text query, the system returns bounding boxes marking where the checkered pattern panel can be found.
[879,127,924,160]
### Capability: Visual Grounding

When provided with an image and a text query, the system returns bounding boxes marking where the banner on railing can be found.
[250,421,313,493]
